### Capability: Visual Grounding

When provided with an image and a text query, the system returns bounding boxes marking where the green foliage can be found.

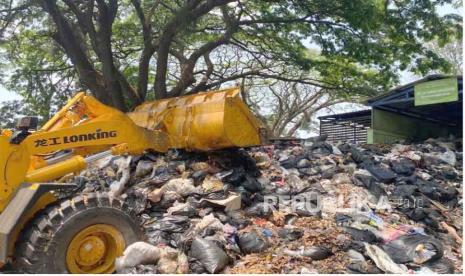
[0,100,34,129]
[0,0,461,114]
[0,21,77,119]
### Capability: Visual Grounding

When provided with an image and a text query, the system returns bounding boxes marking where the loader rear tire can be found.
[15,192,143,274]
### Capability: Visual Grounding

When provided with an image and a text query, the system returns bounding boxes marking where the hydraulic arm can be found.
[0,92,169,213]
[0,93,169,266]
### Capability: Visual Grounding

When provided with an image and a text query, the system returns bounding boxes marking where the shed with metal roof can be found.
[318,75,462,144]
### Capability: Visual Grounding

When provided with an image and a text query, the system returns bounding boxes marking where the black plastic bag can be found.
[365,181,387,200]
[417,180,458,202]
[382,234,443,264]
[346,262,383,274]
[283,246,332,260]
[280,157,298,169]
[344,227,378,243]
[189,237,230,273]
[335,213,352,226]
[311,141,333,152]
[278,227,304,241]
[146,230,171,245]
[191,170,207,184]
[188,258,207,274]
[404,208,443,229]
[169,204,198,217]
[124,188,148,215]
[393,184,418,197]
[148,215,190,233]
[425,258,455,273]
[350,148,368,164]
[238,232,269,254]
[226,210,251,229]
[352,172,374,187]
[294,201,321,217]
[245,202,272,218]
[321,167,337,179]
[365,164,397,183]
[220,167,246,185]
[241,174,263,192]
[390,158,416,175]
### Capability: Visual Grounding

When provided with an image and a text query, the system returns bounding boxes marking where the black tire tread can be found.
[15,192,141,273]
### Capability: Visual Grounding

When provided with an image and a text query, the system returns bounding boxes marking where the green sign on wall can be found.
[414,78,458,106]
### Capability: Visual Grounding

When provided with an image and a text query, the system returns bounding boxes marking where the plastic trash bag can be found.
[424,149,456,166]
[350,148,368,164]
[346,262,383,274]
[115,242,162,272]
[238,232,268,254]
[346,249,366,263]
[283,246,332,260]
[146,230,171,245]
[226,210,251,229]
[352,169,374,187]
[218,167,245,185]
[192,213,224,234]
[124,188,148,215]
[393,184,418,197]
[382,234,443,264]
[390,158,415,175]
[296,158,311,168]
[321,166,338,179]
[344,227,378,243]
[148,178,198,202]
[294,200,321,217]
[424,258,455,273]
[364,243,408,274]
[135,160,154,177]
[189,237,230,273]
[245,202,273,218]
[178,213,225,250]
[148,215,190,233]
[365,164,397,183]
[191,170,207,183]
[241,174,263,192]
[278,227,304,241]
[109,156,132,197]
[167,202,198,217]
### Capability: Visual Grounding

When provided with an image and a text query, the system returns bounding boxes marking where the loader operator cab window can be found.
[10,116,39,144]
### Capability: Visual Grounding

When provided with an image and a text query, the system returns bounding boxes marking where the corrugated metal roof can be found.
[365,74,462,105]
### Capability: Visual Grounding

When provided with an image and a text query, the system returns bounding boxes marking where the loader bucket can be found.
[127,88,266,151]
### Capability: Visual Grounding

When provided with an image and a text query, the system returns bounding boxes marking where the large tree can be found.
[426,39,463,75]
[0,0,461,112]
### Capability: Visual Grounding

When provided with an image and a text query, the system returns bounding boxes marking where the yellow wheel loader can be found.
[0,88,265,273]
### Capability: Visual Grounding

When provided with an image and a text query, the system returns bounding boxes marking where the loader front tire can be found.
[15,192,143,274]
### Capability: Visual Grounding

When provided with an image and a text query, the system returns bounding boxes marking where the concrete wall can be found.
[368,108,458,144]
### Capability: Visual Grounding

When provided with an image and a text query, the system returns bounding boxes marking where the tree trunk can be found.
[42,0,111,105]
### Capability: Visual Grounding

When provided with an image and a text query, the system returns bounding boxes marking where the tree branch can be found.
[154,0,235,99]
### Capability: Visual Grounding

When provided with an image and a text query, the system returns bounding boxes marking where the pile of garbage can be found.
[73,135,463,274]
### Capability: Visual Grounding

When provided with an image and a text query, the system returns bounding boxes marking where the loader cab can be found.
[9,116,38,145]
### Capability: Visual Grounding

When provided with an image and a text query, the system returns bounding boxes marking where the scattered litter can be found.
[60,136,462,274]
[365,243,408,274]
[383,234,443,264]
